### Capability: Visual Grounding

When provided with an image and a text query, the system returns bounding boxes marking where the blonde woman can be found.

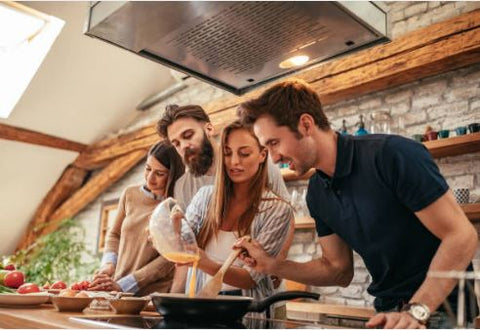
[173,121,293,317]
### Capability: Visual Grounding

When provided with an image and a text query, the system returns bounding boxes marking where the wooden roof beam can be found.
[0,123,87,152]
[39,149,147,238]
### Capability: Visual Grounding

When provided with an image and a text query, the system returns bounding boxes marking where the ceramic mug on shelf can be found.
[424,131,438,141]
[438,130,450,139]
[468,123,479,134]
[455,126,467,136]
[412,134,424,143]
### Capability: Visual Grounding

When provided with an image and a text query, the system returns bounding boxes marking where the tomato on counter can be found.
[51,281,67,289]
[70,280,90,291]
[17,283,40,294]
[3,271,24,288]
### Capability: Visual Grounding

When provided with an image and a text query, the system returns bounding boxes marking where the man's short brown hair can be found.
[237,79,330,133]
[157,104,211,139]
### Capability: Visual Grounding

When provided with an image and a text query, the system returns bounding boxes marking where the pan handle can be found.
[248,290,320,313]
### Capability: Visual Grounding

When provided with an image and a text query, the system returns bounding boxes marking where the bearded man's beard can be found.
[184,133,214,177]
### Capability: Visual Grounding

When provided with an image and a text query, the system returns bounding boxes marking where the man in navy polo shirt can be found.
[235,79,477,328]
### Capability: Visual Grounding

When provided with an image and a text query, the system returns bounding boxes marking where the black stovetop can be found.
[70,315,323,329]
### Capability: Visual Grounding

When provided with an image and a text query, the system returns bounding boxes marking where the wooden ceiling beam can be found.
[73,127,159,170]
[0,123,87,152]
[16,165,88,251]
[312,24,480,105]
[39,149,147,238]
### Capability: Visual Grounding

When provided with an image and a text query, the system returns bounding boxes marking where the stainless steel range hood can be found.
[85,1,389,95]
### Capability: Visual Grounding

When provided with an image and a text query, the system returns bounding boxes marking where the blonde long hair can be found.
[196,121,269,249]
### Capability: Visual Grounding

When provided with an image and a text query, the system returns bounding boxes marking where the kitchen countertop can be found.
[0,304,160,329]
[0,304,336,329]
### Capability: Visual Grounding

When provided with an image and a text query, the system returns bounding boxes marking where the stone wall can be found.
[74,1,480,308]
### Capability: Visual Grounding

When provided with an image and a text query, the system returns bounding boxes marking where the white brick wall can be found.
[386,1,480,39]
[74,1,480,309]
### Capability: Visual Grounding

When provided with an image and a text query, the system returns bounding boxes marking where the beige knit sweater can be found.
[105,185,174,296]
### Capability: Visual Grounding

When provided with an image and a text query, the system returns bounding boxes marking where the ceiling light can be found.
[279,55,310,69]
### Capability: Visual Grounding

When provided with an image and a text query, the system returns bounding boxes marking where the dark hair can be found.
[237,79,330,134]
[148,141,185,197]
[156,104,211,140]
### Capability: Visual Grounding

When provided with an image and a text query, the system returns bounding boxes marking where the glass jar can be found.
[369,111,392,134]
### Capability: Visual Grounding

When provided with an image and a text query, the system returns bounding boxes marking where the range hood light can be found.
[279,55,310,69]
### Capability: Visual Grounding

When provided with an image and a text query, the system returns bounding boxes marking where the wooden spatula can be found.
[196,236,250,298]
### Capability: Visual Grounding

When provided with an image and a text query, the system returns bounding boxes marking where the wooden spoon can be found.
[196,236,250,298]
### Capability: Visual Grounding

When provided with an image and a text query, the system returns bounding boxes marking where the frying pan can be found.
[150,291,319,322]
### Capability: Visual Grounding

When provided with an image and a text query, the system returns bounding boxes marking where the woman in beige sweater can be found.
[90,141,184,295]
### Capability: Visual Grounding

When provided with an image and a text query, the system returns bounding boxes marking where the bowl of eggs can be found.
[51,289,94,312]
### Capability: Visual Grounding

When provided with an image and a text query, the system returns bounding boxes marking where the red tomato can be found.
[4,264,15,271]
[70,282,80,290]
[4,271,24,288]
[51,281,67,289]
[80,280,91,290]
[17,283,40,294]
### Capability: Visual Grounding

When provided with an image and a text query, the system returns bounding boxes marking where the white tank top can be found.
[204,230,242,291]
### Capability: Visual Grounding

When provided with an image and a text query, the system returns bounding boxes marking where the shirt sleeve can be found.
[306,182,334,237]
[104,188,127,254]
[101,252,118,266]
[117,274,140,293]
[184,186,213,235]
[131,255,175,291]
[266,157,291,201]
[244,199,293,283]
[378,136,449,212]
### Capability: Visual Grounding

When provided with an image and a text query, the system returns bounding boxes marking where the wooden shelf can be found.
[463,203,480,221]
[281,132,480,182]
[424,132,480,158]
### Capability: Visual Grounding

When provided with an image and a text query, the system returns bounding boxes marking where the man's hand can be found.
[95,262,115,277]
[89,273,122,292]
[234,237,275,274]
[366,312,426,329]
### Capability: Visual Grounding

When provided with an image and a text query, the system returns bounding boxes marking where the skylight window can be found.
[0,2,64,118]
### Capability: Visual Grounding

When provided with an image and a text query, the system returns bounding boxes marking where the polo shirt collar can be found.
[334,133,354,179]
[315,133,354,181]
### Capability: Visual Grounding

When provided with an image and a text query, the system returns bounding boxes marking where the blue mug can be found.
[455,126,467,136]
[438,130,450,139]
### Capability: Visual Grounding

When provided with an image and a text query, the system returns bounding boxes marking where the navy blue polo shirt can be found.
[307,133,452,311]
